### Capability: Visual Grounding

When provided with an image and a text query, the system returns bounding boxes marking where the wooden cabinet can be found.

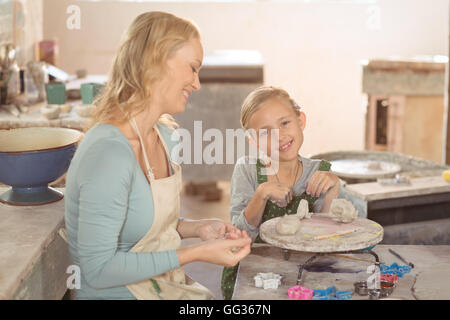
[363,59,446,163]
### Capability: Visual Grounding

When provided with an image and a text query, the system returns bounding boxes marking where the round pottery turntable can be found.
[259,213,383,253]
[330,159,401,180]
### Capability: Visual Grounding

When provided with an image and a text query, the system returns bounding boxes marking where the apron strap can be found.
[153,124,174,176]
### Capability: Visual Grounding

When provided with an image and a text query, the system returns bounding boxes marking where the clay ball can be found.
[330,199,358,223]
[276,215,301,235]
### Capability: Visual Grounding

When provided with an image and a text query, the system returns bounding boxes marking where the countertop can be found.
[233,243,450,300]
[0,187,70,299]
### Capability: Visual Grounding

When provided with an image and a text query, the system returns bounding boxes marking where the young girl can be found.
[221,85,340,300]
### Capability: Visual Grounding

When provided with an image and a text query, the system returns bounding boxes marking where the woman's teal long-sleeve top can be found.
[64,122,180,299]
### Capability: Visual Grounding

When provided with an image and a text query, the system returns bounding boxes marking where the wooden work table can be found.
[0,187,70,299]
[233,243,450,300]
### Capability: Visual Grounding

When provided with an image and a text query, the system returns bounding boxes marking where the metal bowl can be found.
[354,281,369,296]
[368,288,383,300]
[368,280,395,300]
[380,280,395,295]
[0,127,83,205]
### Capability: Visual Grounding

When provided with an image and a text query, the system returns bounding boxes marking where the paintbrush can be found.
[388,248,415,268]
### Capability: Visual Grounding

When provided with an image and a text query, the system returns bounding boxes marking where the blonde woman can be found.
[221,86,340,299]
[64,12,251,300]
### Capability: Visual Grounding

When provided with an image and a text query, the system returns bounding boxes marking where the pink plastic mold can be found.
[288,285,314,300]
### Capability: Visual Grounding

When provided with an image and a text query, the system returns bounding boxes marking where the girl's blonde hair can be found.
[89,11,201,130]
[240,85,301,129]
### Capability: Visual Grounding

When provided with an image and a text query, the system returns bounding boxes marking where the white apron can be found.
[125,119,215,300]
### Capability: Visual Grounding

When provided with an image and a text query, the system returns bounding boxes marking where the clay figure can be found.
[329,198,358,223]
[276,214,301,235]
[296,199,313,219]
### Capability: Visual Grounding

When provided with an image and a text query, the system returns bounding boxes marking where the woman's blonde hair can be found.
[89,11,201,130]
[240,85,301,129]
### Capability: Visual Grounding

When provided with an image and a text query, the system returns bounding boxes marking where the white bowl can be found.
[41,105,61,119]
[0,127,83,152]
[74,104,95,118]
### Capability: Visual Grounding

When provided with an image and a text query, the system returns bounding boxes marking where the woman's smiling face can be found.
[155,37,204,114]
[247,97,306,162]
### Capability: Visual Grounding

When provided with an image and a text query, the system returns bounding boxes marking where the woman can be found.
[64,11,251,300]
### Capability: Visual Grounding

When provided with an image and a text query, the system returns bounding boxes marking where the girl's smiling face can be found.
[247,97,306,162]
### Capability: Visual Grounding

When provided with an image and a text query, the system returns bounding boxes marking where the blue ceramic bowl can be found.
[0,127,83,205]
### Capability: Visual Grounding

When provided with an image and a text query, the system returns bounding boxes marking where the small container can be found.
[80,82,104,105]
[368,280,395,299]
[74,104,95,118]
[368,289,382,300]
[40,104,61,120]
[45,82,66,104]
[354,281,369,296]
[380,273,398,285]
[380,280,395,296]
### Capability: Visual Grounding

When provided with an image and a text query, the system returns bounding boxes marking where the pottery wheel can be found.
[330,159,401,179]
[259,213,383,253]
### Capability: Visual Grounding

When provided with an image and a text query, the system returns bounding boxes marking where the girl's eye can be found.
[192,66,198,73]
[281,121,290,126]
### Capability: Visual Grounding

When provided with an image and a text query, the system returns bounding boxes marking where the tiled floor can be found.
[180,181,231,300]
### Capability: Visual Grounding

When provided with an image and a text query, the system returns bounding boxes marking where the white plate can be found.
[330,159,401,179]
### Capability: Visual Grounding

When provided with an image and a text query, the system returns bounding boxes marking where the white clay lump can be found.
[296,199,312,219]
[276,214,301,235]
[329,198,358,223]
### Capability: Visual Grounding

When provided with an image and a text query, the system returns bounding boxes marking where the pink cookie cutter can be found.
[288,285,314,300]
[381,273,398,285]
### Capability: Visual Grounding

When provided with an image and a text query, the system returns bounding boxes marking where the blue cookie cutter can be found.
[380,262,411,278]
[313,286,353,300]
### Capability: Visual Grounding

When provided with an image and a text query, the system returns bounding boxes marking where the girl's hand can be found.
[306,171,339,198]
[259,181,293,207]
[195,219,243,241]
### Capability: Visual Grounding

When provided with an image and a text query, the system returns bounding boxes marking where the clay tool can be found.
[312,228,358,241]
[388,249,415,268]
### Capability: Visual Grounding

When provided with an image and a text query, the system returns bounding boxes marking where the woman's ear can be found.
[298,111,306,131]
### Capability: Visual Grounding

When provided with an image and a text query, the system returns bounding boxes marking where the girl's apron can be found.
[220,158,331,300]
[126,119,215,300]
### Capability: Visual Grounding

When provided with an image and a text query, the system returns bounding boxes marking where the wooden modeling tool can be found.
[312,228,358,241]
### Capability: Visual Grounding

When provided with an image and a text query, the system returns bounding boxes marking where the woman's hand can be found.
[306,171,339,198]
[177,231,252,267]
[195,219,243,241]
[258,181,293,207]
